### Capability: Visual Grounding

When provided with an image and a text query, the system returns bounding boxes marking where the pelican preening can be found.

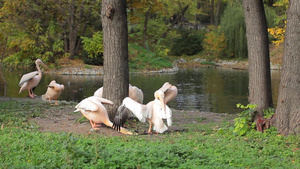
[158,82,178,105]
[42,80,65,105]
[74,96,134,135]
[19,59,48,98]
[113,82,178,134]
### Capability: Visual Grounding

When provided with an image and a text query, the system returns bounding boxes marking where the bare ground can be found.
[0,97,236,136]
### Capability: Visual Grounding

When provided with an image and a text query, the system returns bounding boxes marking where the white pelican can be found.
[74,96,134,135]
[19,59,48,98]
[94,84,143,103]
[113,90,172,134]
[42,80,64,105]
[158,82,178,104]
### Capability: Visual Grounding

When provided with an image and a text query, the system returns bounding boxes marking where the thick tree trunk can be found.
[101,0,129,120]
[243,0,273,114]
[272,0,300,135]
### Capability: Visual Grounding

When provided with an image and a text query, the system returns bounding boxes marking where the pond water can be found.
[0,67,281,114]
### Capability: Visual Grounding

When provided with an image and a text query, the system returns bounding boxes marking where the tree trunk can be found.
[243,0,273,114]
[68,0,76,60]
[143,11,150,49]
[0,52,7,97]
[272,0,300,135]
[214,0,221,26]
[101,0,129,120]
[210,0,214,25]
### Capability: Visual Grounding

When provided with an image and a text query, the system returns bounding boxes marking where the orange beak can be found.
[157,94,166,114]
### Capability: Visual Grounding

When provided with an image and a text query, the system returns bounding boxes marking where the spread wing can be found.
[112,97,148,131]
[19,71,38,86]
[122,97,147,122]
[129,85,144,104]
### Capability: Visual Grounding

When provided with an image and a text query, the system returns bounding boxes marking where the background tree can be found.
[243,0,273,115]
[272,0,300,135]
[101,0,129,120]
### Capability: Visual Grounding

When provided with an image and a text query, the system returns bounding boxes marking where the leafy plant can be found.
[203,26,227,59]
[233,103,257,136]
[81,31,103,65]
[128,43,173,71]
[263,107,275,119]
[167,29,204,56]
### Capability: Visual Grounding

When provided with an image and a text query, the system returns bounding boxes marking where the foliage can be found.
[128,43,172,71]
[81,31,104,65]
[167,29,205,56]
[233,103,257,136]
[203,26,227,59]
[267,0,288,46]
[220,1,247,59]
[81,31,104,59]
[0,100,299,168]
[263,107,275,119]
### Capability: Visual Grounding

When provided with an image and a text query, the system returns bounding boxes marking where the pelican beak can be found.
[157,94,166,114]
[41,62,50,70]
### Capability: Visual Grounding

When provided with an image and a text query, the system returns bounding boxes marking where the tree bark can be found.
[243,0,273,114]
[101,0,129,120]
[143,11,150,48]
[272,0,300,135]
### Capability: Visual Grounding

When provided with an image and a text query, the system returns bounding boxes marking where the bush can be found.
[81,31,103,65]
[203,26,227,59]
[167,29,205,56]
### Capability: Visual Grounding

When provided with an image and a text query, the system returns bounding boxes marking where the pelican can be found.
[74,96,134,135]
[42,80,64,105]
[94,84,144,126]
[113,90,172,134]
[158,82,178,104]
[19,59,48,98]
[94,84,143,103]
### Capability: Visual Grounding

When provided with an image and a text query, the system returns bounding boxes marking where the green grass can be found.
[0,101,299,168]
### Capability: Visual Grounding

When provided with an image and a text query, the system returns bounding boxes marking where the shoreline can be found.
[43,58,281,75]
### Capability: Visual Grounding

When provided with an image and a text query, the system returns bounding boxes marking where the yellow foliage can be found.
[268,25,286,46]
[203,27,227,59]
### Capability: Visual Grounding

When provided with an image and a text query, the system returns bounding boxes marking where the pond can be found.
[0,67,280,114]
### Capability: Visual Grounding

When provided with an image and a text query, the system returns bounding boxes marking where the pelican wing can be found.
[19,71,38,86]
[93,87,103,97]
[165,106,172,126]
[75,97,99,112]
[129,85,144,104]
[122,97,147,122]
[158,82,172,92]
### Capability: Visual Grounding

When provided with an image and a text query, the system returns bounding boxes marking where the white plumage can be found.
[74,96,134,135]
[42,80,64,105]
[116,90,172,134]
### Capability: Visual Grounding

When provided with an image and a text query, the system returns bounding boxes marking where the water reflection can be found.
[0,67,280,114]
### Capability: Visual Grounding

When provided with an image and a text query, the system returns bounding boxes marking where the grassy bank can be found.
[0,100,299,168]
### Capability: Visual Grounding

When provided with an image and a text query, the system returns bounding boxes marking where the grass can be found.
[0,100,299,168]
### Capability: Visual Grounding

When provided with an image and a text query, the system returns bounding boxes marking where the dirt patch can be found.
[35,104,235,136]
[0,97,236,136]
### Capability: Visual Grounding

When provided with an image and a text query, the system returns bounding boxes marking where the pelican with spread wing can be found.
[113,90,172,134]
[19,59,48,98]
[74,96,134,135]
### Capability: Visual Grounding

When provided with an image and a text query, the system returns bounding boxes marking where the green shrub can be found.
[81,31,103,65]
[233,104,257,136]
[128,43,172,71]
[167,29,205,56]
